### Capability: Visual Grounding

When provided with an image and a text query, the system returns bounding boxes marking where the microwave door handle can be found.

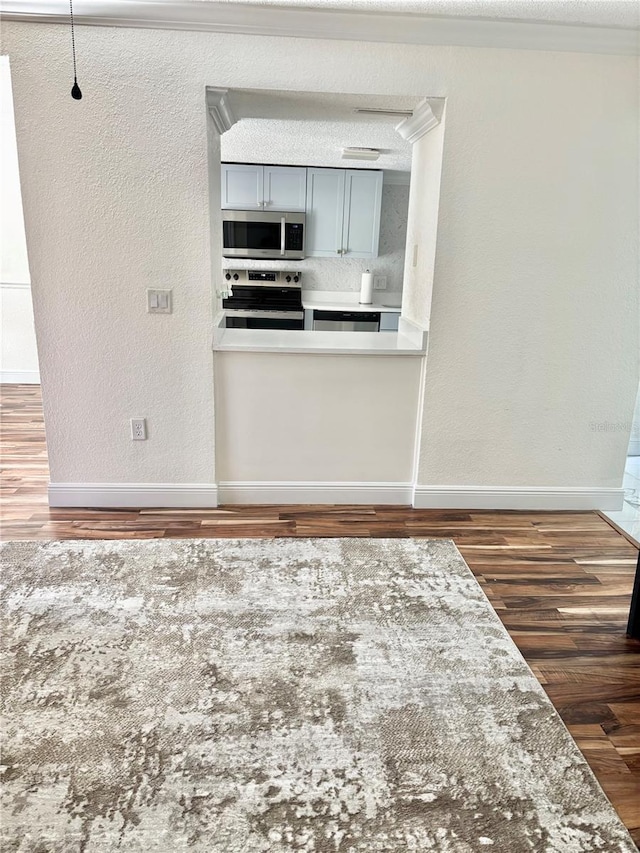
[280,217,286,256]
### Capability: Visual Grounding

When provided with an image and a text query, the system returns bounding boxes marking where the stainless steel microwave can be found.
[222,210,305,260]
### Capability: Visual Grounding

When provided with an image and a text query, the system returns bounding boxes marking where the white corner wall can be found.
[401,114,446,328]
[1,284,39,383]
[1,55,39,383]
[1,25,638,507]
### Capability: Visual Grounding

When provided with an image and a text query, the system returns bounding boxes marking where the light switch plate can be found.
[147,289,172,314]
[373,275,387,291]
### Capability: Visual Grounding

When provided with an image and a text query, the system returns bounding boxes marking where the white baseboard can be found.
[1,370,40,384]
[217,481,413,505]
[413,485,624,511]
[48,482,218,508]
[46,482,625,511]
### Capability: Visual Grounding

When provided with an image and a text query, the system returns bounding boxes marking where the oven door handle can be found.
[280,217,286,256]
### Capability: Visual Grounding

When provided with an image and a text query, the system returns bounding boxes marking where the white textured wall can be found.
[224,182,409,293]
[416,56,638,488]
[1,24,637,493]
[1,56,39,382]
[215,352,421,481]
[1,29,216,483]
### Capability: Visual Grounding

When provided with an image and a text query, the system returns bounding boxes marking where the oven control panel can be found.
[223,270,302,287]
[248,271,277,282]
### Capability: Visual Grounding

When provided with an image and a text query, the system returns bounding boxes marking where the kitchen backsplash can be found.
[223,183,409,293]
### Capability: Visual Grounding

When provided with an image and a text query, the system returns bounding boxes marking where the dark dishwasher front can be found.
[312,310,380,332]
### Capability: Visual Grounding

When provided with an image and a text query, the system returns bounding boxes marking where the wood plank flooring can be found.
[2,383,639,845]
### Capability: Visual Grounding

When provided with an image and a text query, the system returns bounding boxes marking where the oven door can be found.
[225,310,304,330]
[222,211,305,260]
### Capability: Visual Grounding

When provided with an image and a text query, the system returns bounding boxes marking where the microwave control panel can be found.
[286,223,304,251]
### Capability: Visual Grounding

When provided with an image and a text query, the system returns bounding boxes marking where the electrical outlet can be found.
[130,418,147,440]
[147,289,172,314]
[373,275,387,291]
[412,244,419,268]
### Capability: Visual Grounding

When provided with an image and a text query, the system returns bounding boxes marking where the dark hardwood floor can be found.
[1,383,639,845]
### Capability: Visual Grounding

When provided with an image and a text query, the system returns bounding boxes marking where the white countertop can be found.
[301,290,402,314]
[212,312,427,355]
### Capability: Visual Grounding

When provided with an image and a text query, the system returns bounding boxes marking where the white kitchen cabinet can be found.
[221,164,263,209]
[263,166,307,212]
[305,168,383,259]
[342,170,383,259]
[305,168,346,257]
[221,164,307,211]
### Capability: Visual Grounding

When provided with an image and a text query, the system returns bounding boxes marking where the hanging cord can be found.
[70,0,82,100]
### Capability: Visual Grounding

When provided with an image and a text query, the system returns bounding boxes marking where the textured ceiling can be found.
[200,0,640,29]
[221,89,422,171]
[221,118,414,171]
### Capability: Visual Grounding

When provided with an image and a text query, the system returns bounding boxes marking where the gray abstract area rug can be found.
[0,538,636,853]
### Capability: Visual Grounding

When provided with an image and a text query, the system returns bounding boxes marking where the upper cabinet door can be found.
[221,164,263,209]
[305,168,346,257]
[341,170,384,259]
[263,166,307,212]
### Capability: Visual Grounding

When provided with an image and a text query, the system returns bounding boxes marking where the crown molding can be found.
[206,87,237,133]
[1,1,638,56]
[395,98,439,144]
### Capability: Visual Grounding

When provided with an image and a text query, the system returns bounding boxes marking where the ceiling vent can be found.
[342,147,381,161]
[354,108,413,118]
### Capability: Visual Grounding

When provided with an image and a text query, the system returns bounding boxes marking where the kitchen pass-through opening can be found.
[206,86,447,334]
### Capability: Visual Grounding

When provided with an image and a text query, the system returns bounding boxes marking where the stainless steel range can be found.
[222,270,303,330]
